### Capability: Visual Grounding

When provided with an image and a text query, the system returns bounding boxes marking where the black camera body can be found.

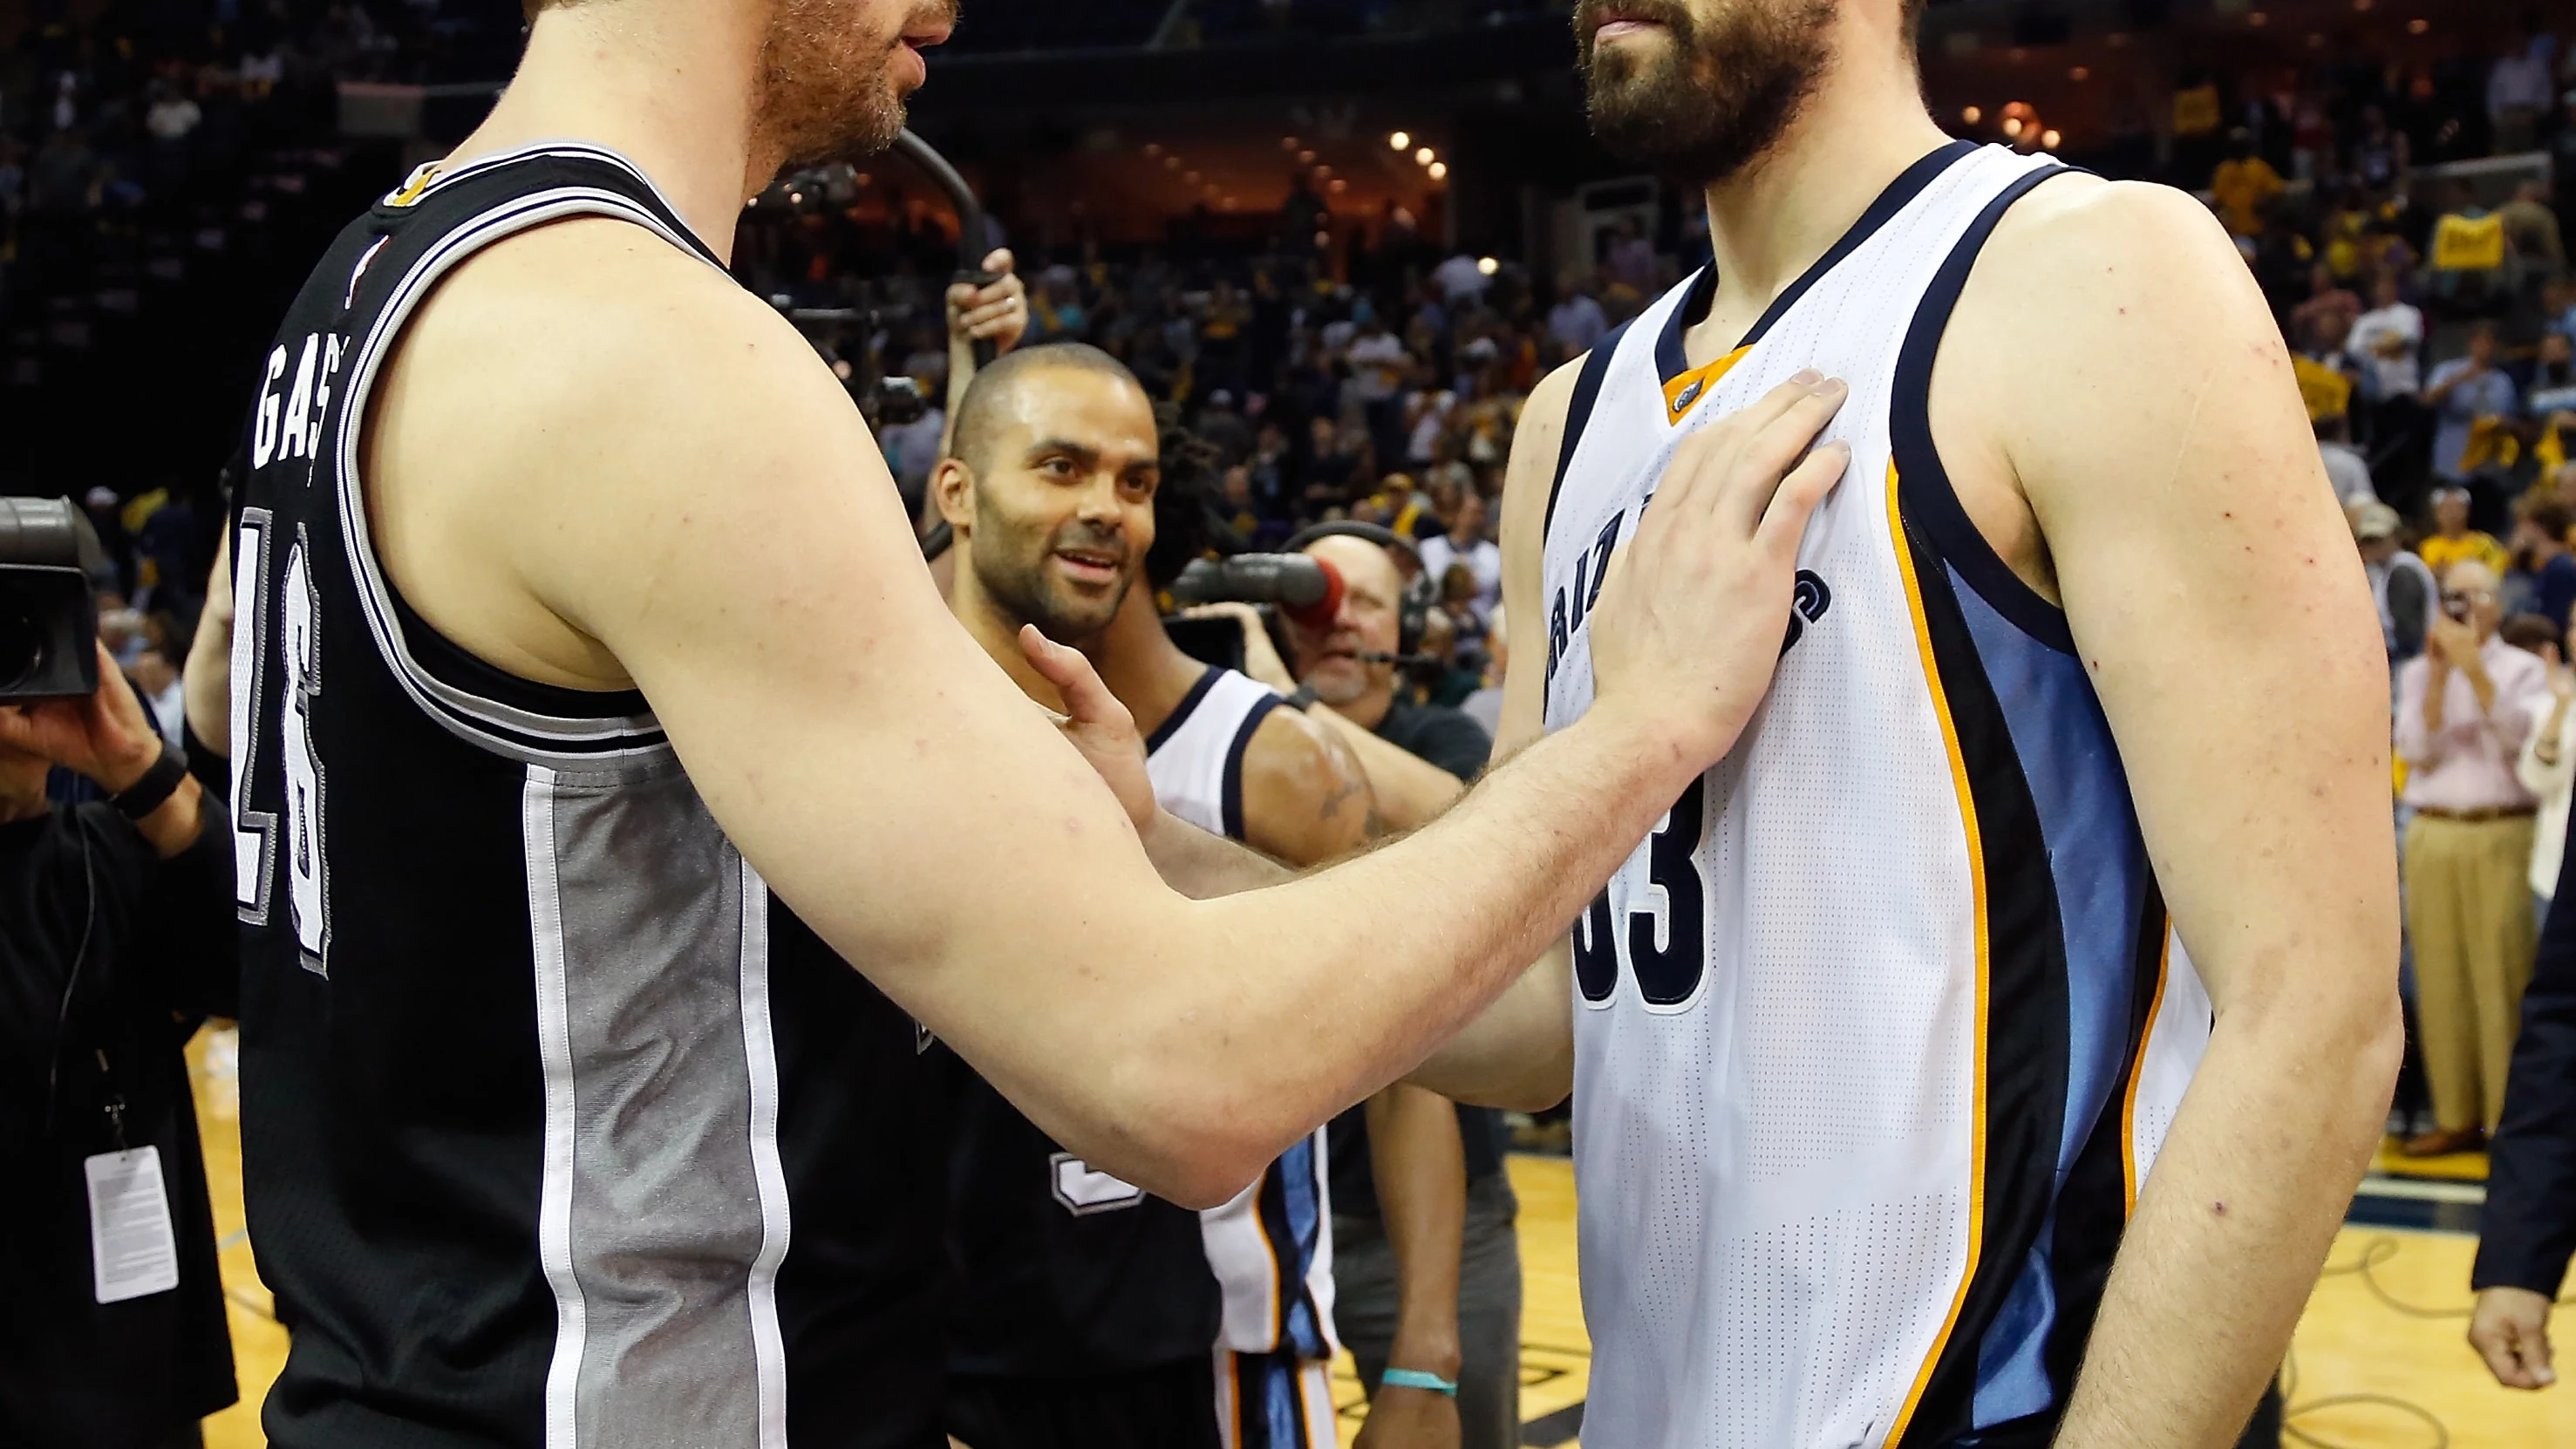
[0,497,101,701]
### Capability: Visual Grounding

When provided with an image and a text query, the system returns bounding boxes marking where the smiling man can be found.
[1410,1,2401,1446]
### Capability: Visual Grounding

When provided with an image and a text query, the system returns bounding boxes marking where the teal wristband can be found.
[1380,1368,1458,1397]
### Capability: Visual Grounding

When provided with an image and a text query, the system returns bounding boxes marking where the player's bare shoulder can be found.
[363,214,884,687]
[1240,702,1380,863]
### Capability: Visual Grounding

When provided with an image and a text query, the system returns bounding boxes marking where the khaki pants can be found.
[2403,813,2539,1132]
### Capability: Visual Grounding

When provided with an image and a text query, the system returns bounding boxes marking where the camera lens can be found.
[0,588,47,692]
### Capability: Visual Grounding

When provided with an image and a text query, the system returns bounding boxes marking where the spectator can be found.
[1418,492,1501,623]
[1547,273,1607,355]
[2501,179,2567,282]
[1461,601,1507,738]
[129,650,187,751]
[2427,325,2520,490]
[1195,388,1252,468]
[2319,414,2375,506]
[0,643,238,1448]
[2351,270,2426,406]
[2211,128,2285,239]
[2394,559,2551,1157]
[1432,252,1491,306]
[2423,485,2513,580]
[2349,105,2411,196]
[2359,501,2436,665]
[2489,17,2558,154]
[2518,501,2576,634]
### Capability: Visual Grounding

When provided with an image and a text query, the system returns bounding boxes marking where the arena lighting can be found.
[1962,105,1982,124]
[1145,142,1162,155]
[2041,129,2061,149]
[1316,164,1333,178]
[1314,230,1331,248]
[2068,65,2088,81]
[1329,178,1348,194]
[2247,10,2267,25]
[1477,256,1499,276]
[1389,131,1411,150]
[1298,148,1317,164]
[1280,136,1298,150]
[2406,17,2427,31]
[1428,160,1448,180]
[1415,146,1435,165]
[2307,31,2326,46]
[854,173,869,187]
[788,190,804,204]
[1164,154,1182,169]
[1184,170,1200,182]
[2353,0,2371,9]
[2003,116,2023,137]
[2107,31,2130,45]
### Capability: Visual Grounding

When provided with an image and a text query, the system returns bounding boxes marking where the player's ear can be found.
[930,457,976,533]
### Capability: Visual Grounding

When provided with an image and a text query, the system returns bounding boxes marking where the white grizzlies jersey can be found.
[1540,142,2213,1449]
[1146,668,1340,1364]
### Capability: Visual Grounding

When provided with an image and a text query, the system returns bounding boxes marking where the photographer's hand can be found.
[947,248,1027,357]
[0,642,166,791]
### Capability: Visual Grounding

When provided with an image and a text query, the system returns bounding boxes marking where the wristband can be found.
[112,745,187,820]
[1380,1369,1457,1397]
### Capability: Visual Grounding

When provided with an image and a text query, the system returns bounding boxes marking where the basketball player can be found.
[1412,1,2402,1446]
[934,344,1463,1449]
[219,1,1846,1445]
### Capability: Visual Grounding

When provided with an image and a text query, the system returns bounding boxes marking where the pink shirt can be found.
[2395,637,2550,811]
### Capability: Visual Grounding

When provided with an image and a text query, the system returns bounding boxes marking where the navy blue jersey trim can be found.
[1890,163,2077,655]
[1893,535,2074,1446]
[1219,693,1285,842]
[1542,318,1633,538]
[2041,884,2171,1404]
[1144,665,1223,756]
[1653,139,1981,384]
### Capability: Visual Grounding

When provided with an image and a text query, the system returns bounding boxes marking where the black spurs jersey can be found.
[230,143,948,1449]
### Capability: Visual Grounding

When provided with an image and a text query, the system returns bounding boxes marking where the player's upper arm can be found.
[1493,357,1581,764]
[1242,705,1379,867]
[425,228,1223,1160]
[1965,179,2395,1035]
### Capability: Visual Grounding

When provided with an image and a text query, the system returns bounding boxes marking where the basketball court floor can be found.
[183,1029,2574,1448]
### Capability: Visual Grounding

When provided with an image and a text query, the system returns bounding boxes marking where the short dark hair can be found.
[2528,500,2574,543]
[948,343,1147,478]
[2503,612,2561,654]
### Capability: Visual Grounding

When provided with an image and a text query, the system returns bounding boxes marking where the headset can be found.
[1280,520,1439,662]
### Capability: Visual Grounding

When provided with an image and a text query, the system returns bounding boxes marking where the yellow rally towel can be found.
[2293,356,2353,423]
[2457,414,2522,475]
[2432,212,2507,272]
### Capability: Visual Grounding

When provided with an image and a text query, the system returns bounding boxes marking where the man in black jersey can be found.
[934,345,1465,1449]
[221,0,1850,1439]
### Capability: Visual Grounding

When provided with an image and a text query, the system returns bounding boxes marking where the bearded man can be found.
[1405,1,2402,1446]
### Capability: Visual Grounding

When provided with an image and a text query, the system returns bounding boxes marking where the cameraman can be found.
[0,640,238,1448]
[1280,525,1525,1449]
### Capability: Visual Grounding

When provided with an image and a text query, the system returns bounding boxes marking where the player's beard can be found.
[753,0,951,169]
[1578,0,1835,188]
[973,514,1134,648]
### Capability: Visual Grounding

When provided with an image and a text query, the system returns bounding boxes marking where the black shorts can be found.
[945,1358,1220,1449]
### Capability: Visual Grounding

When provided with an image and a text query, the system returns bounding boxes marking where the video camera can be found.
[0,497,103,701]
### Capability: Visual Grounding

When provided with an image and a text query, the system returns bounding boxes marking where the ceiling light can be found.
[1415,146,1435,166]
[1428,161,1448,180]
[2041,129,2061,149]
[1476,256,1498,276]
[1389,131,1410,150]
[1963,105,1982,124]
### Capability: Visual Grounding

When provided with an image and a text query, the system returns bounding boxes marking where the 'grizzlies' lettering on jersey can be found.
[1539,142,2213,1449]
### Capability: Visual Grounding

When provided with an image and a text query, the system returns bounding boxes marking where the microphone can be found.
[1169,554,1346,632]
[1352,650,1435,665]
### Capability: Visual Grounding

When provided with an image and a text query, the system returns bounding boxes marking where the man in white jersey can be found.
[1413,2,2401,1446]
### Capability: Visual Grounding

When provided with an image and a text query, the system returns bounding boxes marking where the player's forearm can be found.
[2056,985,2398,1448]
[1368,1084,1467,1378]
[1091,709,1684,1201]
[1407,941,1573,1111]
[1143,811,1295,898]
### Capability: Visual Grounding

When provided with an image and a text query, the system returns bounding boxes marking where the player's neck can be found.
[1083,587,1210,741]
[448,0,773,263]
[1690,48,1950,358]
[945,552,1071,712]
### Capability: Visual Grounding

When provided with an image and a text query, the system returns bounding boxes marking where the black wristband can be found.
[112,745,188,820]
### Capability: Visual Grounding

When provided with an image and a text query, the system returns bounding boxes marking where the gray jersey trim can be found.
[523,762,789,1448]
